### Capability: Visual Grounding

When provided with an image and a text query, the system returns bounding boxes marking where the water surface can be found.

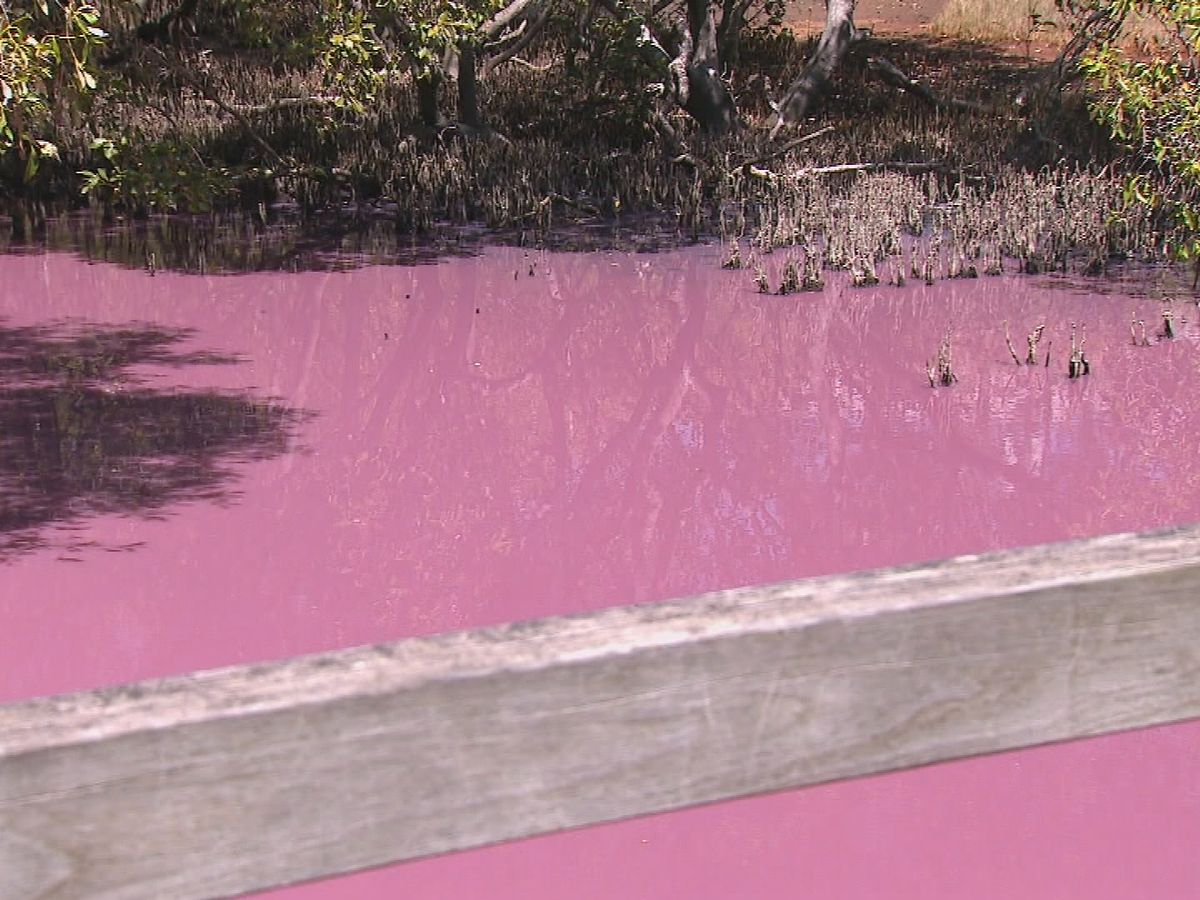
[2,242,1198,898]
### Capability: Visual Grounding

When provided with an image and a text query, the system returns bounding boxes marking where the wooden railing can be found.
[4,524,1200,899]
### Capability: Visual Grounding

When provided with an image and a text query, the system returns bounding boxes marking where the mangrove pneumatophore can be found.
[927,332,958,388]
[1068,322,1090,379]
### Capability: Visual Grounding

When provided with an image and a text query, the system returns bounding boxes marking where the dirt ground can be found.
[786,0,1064,60]
[787,0,949,34]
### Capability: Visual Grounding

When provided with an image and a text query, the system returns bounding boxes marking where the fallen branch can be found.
[738,160,984,182]
[866,57,987,113]
[437,121,512,145]
[505,57,552,71]
[515,193,602,221]
[731,125,835,174]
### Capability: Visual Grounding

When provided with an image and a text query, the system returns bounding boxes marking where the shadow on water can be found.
[0,211,706,275]
[0,321,310,561]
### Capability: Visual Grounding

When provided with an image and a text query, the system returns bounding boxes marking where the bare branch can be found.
[730,124,835,173]
[481,3,553,79]
[482,0,540,39]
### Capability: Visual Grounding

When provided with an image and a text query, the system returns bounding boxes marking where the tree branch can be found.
[482,0,540,39]
[1054,6,1127,82]
[481,3,553,79]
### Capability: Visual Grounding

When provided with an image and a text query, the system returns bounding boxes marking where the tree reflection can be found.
[0,213,699,275]
[0,322,308,559]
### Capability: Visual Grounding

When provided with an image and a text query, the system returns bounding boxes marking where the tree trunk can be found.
[416,71,446,129]
[717,0,753,70]
[457,44,482,129]
[770,0,858,137]
[682,0,737,135]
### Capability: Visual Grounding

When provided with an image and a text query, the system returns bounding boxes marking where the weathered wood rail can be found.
[4,524,1200,899]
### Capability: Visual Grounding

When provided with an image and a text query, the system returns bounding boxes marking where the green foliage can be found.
[218,0,312,49]
[0,1,106,183]
[311,4,388,111]
[1072,0,1200,257]
[309,0,506,111]
[79,137,237,214]
[0,0,799,218]
[569,3,671,132]
[389,1,498,70]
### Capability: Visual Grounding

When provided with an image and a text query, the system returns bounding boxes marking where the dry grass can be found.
[935,0,1166,52]
[934,0,1060,45]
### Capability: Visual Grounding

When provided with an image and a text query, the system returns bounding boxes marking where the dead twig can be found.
[732,125,836,173]
[1004,320,1021,365]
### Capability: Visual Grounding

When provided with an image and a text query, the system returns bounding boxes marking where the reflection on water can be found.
[3,247,1200,673]
[0,322,307,558]
[0,213,701,275]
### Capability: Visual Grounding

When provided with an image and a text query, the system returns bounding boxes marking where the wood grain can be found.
[4,524,1200,898]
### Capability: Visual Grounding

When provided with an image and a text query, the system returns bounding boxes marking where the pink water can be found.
[3,243,1200,898]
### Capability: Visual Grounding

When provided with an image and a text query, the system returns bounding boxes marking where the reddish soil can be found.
[788,0,949,34]
[786,0,1065,61]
